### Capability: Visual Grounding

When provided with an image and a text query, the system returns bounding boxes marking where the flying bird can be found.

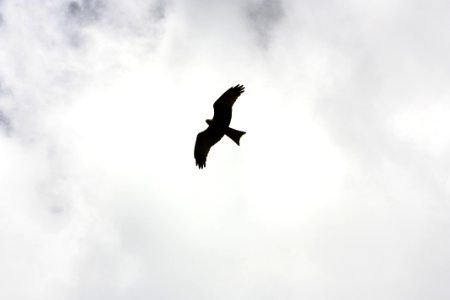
[194,84,246,169]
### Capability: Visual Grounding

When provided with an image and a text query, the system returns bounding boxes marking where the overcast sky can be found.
[1,0,450,299]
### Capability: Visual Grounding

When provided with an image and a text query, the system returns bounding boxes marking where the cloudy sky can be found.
[1,0,450,299]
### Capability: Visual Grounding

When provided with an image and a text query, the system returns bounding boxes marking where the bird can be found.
[194,84,246,169]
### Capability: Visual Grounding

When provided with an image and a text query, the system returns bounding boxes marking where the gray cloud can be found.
[66,0,105,25]
[0,81,12,133]
[247,0,284,48]
[0,0,3,26]
[0,110,9,132]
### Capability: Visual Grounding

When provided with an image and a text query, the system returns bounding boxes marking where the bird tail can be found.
[225,127,246,145]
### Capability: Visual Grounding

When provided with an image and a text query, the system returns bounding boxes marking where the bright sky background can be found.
[1,0,450,299]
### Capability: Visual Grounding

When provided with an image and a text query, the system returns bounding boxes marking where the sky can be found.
[1,0,450,299]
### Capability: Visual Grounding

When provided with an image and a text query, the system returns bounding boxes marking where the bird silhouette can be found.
[194,84,246,169]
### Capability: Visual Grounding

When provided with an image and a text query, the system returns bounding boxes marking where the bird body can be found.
[194,84,246,169]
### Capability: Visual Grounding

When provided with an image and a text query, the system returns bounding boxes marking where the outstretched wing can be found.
[212,84,245,126]
[194,127,223,169]
[213,84,245,110]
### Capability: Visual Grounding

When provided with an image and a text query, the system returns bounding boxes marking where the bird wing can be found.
[194,127,222,169]
[213,84,245,112]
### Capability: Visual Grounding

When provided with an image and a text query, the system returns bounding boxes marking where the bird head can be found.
[205,119,213,125]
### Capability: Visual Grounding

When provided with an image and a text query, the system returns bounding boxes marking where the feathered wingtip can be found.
[233,84,245,95]
[196,161,206,169]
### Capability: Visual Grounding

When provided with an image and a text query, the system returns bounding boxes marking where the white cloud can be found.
[391,103,450,155]
[1,0,450,299]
